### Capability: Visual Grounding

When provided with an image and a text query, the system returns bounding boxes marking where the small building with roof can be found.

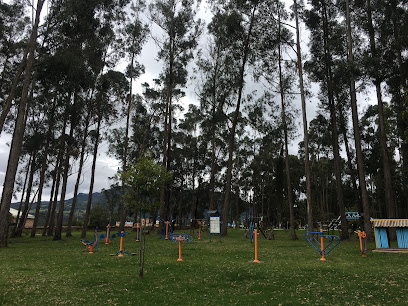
[371,218,408,252]
[9,208,35,228]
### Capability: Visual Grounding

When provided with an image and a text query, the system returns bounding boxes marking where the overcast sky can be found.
[0,0,379,204]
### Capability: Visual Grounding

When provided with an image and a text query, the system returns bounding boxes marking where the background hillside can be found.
[11,192,108,225]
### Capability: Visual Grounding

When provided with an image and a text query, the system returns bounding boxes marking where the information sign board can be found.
[345,212,361,220]
[210,216,220,234]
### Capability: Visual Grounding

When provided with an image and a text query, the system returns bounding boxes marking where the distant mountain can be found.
[64,192,107,211]
[11,191,107,213]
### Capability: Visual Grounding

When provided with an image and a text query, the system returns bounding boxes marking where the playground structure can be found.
[188,219,205,240]
[104,224,116,244]
[244,220,274,242]
[158,218,174,240]
[355,230,367,257]
[135,223,141,241]
[372,219,408,252]
[80,227,100,254]
[252,229,260,263]
[305,229,341,261]
[170,233,193,261]
[111,231,136,257]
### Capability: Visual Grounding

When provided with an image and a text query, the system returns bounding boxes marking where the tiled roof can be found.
[371,219,408,227]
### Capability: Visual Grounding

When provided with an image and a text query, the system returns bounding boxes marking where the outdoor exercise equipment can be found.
[355,231,367,257]
[305,229,340,261]
[253,229,260,263]
[164,221,171,239]
[170,233,193,261]
[135,223,141,242]
[111,231,135,257]
[80,227,99,254]
[188,219,205,239]
[158,218,174,240]
[104,224,112,244]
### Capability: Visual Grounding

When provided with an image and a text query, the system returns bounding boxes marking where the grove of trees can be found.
[0,0,407,247]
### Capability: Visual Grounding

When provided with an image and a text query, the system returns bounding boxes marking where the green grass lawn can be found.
[0,228,407,305]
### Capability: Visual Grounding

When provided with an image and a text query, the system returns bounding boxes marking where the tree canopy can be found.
[0,0,407,246]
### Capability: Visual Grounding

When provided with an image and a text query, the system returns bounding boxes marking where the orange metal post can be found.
[253,229,260,263]
[198,221,201,240]
[355,231,367,257]
[136,223,140,242]
[320,229,326,261]
[165,221,170,240]
[88,240,97,254]
[89,228,98,253]
[178,239,183,261]
[118,231,124,257]
[105,224,111,244]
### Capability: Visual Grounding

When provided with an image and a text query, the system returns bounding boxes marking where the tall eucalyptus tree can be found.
[195,34,237,211]
[0,0,45,248]
[148,0,202,220]
[118,0,149,231]
[81,71,128,239]
[344,0,373,239]
[304,0,349,239]
[354,0,398,226]
[67,0,135,237]
[0,0,31,134]
[207,0,260,235]
[276,5,298,240]
[293,0,313,235]
[254,1,298,239]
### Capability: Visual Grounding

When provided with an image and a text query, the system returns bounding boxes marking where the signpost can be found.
[210,216,221,242]
[345,212,362,220]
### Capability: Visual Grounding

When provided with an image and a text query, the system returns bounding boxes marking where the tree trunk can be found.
[54,93,77,241]
[139,215,146,278]
[345,0,372,239]
[366,0,396,230]
[294,0,313,237]
[339,110,361,214]
[0,0,45,248]
[209,46,221,212]
[321,1,349,240]
[66,110,91,237]
[190,145,198,223]
[390,0,407,218]
[209,77,217,211]
[81,115,102,238]
[277,14,297,240]
[234,184,240,226]
[15,155,36,237]
[222,6,257,236]
[119,53,134,232]
[47,152,63,236]
[42,170,57,236]
[276,147,284,227]
[54,150,71,240]
[31,102,56,238]
[164,19,176,221]
[10,156,31,238]
[49,99,69,237]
